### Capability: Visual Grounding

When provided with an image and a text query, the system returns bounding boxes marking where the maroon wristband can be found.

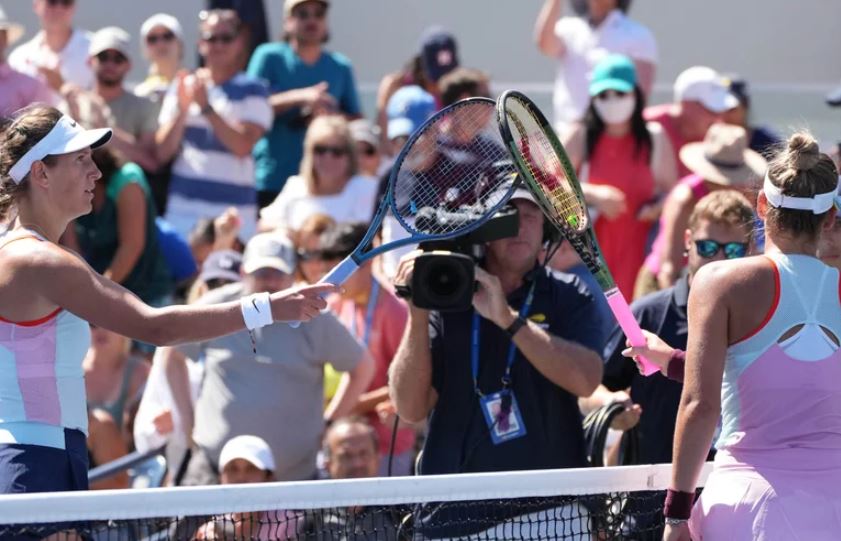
[663,488,695,520]
[666,349,686,382]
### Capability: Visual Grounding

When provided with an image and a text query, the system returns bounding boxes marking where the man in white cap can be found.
[83,26,158,172]
[8,0,92,91]
[0,5,55,115]
[645,66,739,178]
[160,232,374,485]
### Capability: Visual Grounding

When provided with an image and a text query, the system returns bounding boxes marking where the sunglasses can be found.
[201,32,237,45]
[313,145,348,157]
[694,239,748,259]
[297,249,346,261]
[357,144,377,157]
[146,31,175,45]
[96,51,127,64]
[46,0,74,7]
[292,6,327,20]
[595,90,629,101]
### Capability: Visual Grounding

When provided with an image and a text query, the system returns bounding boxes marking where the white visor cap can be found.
[9,115,112,184]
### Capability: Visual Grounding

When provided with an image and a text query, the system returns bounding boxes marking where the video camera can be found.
[400,204,520,311]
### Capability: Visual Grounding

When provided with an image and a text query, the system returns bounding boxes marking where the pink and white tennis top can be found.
[0,231,90,449]
[716,252,841,469]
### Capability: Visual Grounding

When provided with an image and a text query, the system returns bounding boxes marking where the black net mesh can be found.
[0,490,671,540]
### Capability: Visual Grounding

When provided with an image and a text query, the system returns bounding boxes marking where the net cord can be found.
[0,463,712,524]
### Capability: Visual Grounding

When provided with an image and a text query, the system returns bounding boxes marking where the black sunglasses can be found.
[694,239,748,259]
[146,31,175,45]
[46,0,74,7]
[201,32,237,45]
[357,144,377,157]
[314,145,348,157]
[96,51,127,64]
[292,6,327,20]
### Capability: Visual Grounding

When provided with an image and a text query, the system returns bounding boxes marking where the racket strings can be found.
[507,101,587,233]
[392,100,515,237]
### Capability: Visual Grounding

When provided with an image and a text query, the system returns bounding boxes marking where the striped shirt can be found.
[160,73,272,240]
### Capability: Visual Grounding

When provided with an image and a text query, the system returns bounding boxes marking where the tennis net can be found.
[0,462,711,540]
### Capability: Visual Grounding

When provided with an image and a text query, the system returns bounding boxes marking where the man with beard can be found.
[85,26,159,172]
[247,0,362,209]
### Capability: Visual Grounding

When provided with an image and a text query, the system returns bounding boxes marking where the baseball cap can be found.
[198,249,242,283]
[386,85,436,140]
[673,66,739,113]
[89,26,131,58]
[140,13,183,42]
[285,0,329,15]
[589,54,637,96]
[0,6,24,46]
[349,119,379,147]
[242,233,296,275]
[419,26,459,83]
[8,115,112,184]
[219,435,275,472]
[485,177,537,211]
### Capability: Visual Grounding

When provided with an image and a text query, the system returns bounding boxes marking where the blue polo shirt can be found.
[420,265,605,476]
[247,43,361,193]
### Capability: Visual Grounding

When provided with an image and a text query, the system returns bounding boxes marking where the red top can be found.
[588,132,655,298]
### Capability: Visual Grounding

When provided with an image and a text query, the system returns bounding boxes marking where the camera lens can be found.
[424,258,470,302]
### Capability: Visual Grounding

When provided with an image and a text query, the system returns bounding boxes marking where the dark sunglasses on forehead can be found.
[46,0,74,7]
[146,31,175,45]
[596,90,630,101]
[313,145,348,157]
[201,32,238,45]
[694,239,748,260]
[96,51,127,64]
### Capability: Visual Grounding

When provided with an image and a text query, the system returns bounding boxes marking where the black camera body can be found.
[407,205,520,311]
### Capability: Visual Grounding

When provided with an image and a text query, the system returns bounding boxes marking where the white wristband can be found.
[240,292,273,331]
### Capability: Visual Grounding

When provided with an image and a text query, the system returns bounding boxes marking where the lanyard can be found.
[350,279,381,347]
[471,279,537,397]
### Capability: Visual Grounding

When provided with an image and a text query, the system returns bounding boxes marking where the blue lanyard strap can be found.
[471,279,537,397]
[351,279,381,347]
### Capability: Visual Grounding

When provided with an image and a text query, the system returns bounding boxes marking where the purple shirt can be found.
[0,62,56,117]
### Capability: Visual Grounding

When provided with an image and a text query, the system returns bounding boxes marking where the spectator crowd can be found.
[2,0,839,537]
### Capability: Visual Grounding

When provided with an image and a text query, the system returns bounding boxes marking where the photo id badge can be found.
[479,390,527,445]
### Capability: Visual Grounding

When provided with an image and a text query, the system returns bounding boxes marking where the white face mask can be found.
[593,94,636,125]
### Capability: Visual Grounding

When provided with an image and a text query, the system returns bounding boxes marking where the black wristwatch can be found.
[504,315,527,338]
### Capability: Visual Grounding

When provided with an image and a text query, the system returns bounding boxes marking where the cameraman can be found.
[389,186,604,476]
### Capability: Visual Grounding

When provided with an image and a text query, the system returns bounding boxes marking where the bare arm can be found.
[159,346,194,444]
[108,129,160,172]
[657,184,695,288]
[534,0,566,58]
[155,107,189,164]
[268,81,336,115]
[13,242,334,346]
[352,385,390,415]
[103,183,147,284]
[324,352,375,421]
[204,112,265,158]
[376,73,403,150]
[670,264,728,492]
[388,308,439,424]
[88,408,130,490]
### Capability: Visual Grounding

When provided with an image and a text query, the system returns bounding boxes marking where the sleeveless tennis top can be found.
[0,230,91,448]
[717,252,841,470]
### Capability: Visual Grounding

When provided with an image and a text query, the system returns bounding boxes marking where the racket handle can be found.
[604,288,660,376]
[288,255,360,328]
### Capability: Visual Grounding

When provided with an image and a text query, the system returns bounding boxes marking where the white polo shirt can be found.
[553,9,657,129]
[8,28,94,90]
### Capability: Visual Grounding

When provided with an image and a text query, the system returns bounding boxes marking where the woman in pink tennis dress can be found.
[659,131,841,541]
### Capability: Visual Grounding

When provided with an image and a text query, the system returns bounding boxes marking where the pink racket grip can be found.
[604,288,659,376]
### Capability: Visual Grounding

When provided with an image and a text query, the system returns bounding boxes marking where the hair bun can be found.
[787,132,820,171]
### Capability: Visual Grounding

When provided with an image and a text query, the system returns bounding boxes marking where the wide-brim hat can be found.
[679,123,766,186]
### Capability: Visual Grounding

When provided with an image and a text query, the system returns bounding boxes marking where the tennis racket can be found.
[290,97,518,327]
[496,90,659,376]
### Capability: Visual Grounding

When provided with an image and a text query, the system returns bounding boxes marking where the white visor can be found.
[763,173,838,214]
[8,116,112,184]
